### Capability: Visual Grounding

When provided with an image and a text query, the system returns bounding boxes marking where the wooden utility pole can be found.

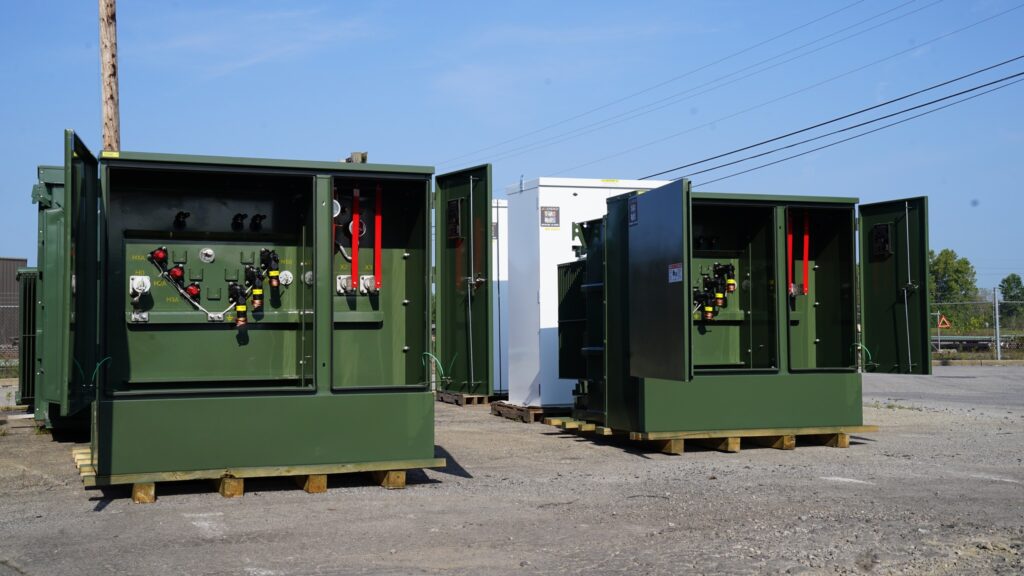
[99,0,120,151]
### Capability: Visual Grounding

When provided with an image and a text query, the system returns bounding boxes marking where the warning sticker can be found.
[668,262,683,283]
[540,206,560,228]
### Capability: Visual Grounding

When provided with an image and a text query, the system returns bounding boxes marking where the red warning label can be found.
[668,262,683,283]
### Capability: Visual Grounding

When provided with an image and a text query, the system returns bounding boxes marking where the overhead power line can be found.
[434,0,868,166]
[640,54,1024,180]
[689,76,1024,189]
[679,71,1024,180]
[549,2,1024,176]
[453,0,937,168]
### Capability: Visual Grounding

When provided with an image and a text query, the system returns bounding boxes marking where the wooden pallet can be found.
[490,401,572,423]
[71,445,444,504]
[436,390,491,406]
[542,419,878,455]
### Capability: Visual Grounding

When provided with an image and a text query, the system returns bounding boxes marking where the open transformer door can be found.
[435,165,493,396]
[47,131,101,417]
[627,179,693,382]
[859,197,931,374]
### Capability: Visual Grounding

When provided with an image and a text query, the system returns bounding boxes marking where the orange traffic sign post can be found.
[936,313,951,353]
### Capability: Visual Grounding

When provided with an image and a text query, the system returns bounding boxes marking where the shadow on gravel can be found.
[89,486,128,511]
[540,431,655,459]
[404,468,440,486]
[432,445,473,479]
[577,436,655,459]
[85,469,448,505]
[49,428,89,444]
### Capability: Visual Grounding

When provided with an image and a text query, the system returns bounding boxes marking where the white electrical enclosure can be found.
[491,199,509,395]
[506,178,670,407]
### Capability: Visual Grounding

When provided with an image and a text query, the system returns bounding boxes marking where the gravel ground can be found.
[0,367,1021,575]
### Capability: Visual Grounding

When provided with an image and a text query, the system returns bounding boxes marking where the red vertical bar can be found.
[351,189,360,291]
[374,184,382,290]
[802,211,810,296]
[786,212,793,295]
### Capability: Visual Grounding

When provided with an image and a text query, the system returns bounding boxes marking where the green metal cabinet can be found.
[27,130,491,485]
[15,268,38,406]
[559,182,930,435]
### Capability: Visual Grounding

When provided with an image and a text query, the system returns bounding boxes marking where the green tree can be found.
[929,249,978,303]
[998,273,1023,319]
[929,249,979,334]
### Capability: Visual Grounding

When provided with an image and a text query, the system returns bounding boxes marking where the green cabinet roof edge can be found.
[99,150,434,176]
[37,165,64,184]
[691,191,859,204]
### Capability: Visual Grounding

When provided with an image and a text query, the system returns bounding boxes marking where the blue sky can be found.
[1,0,1021,290]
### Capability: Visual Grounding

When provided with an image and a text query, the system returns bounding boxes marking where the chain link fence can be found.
[931,296,1024,361]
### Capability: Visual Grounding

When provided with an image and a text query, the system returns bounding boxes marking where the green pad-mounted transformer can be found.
[26,130,492,487]
[558,180,930,437]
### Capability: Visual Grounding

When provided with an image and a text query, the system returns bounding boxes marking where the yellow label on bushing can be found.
[252,289,263,295]
[269,270,280,277]
[715,293,724,298]
[704,306,714,312]
[236,305,247,312]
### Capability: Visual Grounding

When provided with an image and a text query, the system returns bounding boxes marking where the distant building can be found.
[0,257,28,354]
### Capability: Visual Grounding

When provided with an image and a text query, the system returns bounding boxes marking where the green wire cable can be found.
[422,352,446,380]
[446,353,458,381]
[853,343,874,366]
[90,357,112,384]
[72,358,87,382]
